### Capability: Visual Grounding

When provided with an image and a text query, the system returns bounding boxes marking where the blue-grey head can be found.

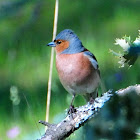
[47,29,85,54]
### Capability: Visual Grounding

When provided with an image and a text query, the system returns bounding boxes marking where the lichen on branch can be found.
[110,30,140,67]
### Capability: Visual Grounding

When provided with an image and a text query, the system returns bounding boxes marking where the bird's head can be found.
[47,29,84,54]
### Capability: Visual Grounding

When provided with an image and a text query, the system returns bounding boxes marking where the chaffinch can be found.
[47,29,100,113]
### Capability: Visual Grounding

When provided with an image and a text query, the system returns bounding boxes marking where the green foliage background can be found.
[0,0,140,139]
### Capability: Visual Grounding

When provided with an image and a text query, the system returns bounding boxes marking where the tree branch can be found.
[37,84,140,140]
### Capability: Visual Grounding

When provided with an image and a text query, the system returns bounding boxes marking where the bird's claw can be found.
[68,105,76,115]
[89,97,99,104]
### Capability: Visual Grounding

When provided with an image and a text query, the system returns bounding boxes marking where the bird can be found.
[47,29,100,114]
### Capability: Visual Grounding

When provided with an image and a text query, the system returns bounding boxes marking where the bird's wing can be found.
[83,50,99,70]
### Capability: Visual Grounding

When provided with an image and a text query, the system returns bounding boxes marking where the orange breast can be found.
[56,52,95,86]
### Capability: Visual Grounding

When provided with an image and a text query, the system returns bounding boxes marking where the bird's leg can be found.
[89,90,99,104]
[68,94,76,115]
[89,93,99,104]
[89,96,95,104]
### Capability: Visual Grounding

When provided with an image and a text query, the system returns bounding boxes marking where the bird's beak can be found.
[47,41,56,47]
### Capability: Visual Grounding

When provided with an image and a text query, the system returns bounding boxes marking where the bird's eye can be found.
[57,41,62,44]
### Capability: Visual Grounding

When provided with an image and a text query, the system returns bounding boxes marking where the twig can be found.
[46,0,59,124]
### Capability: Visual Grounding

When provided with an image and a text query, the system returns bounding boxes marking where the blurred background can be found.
[0,0,140,139]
